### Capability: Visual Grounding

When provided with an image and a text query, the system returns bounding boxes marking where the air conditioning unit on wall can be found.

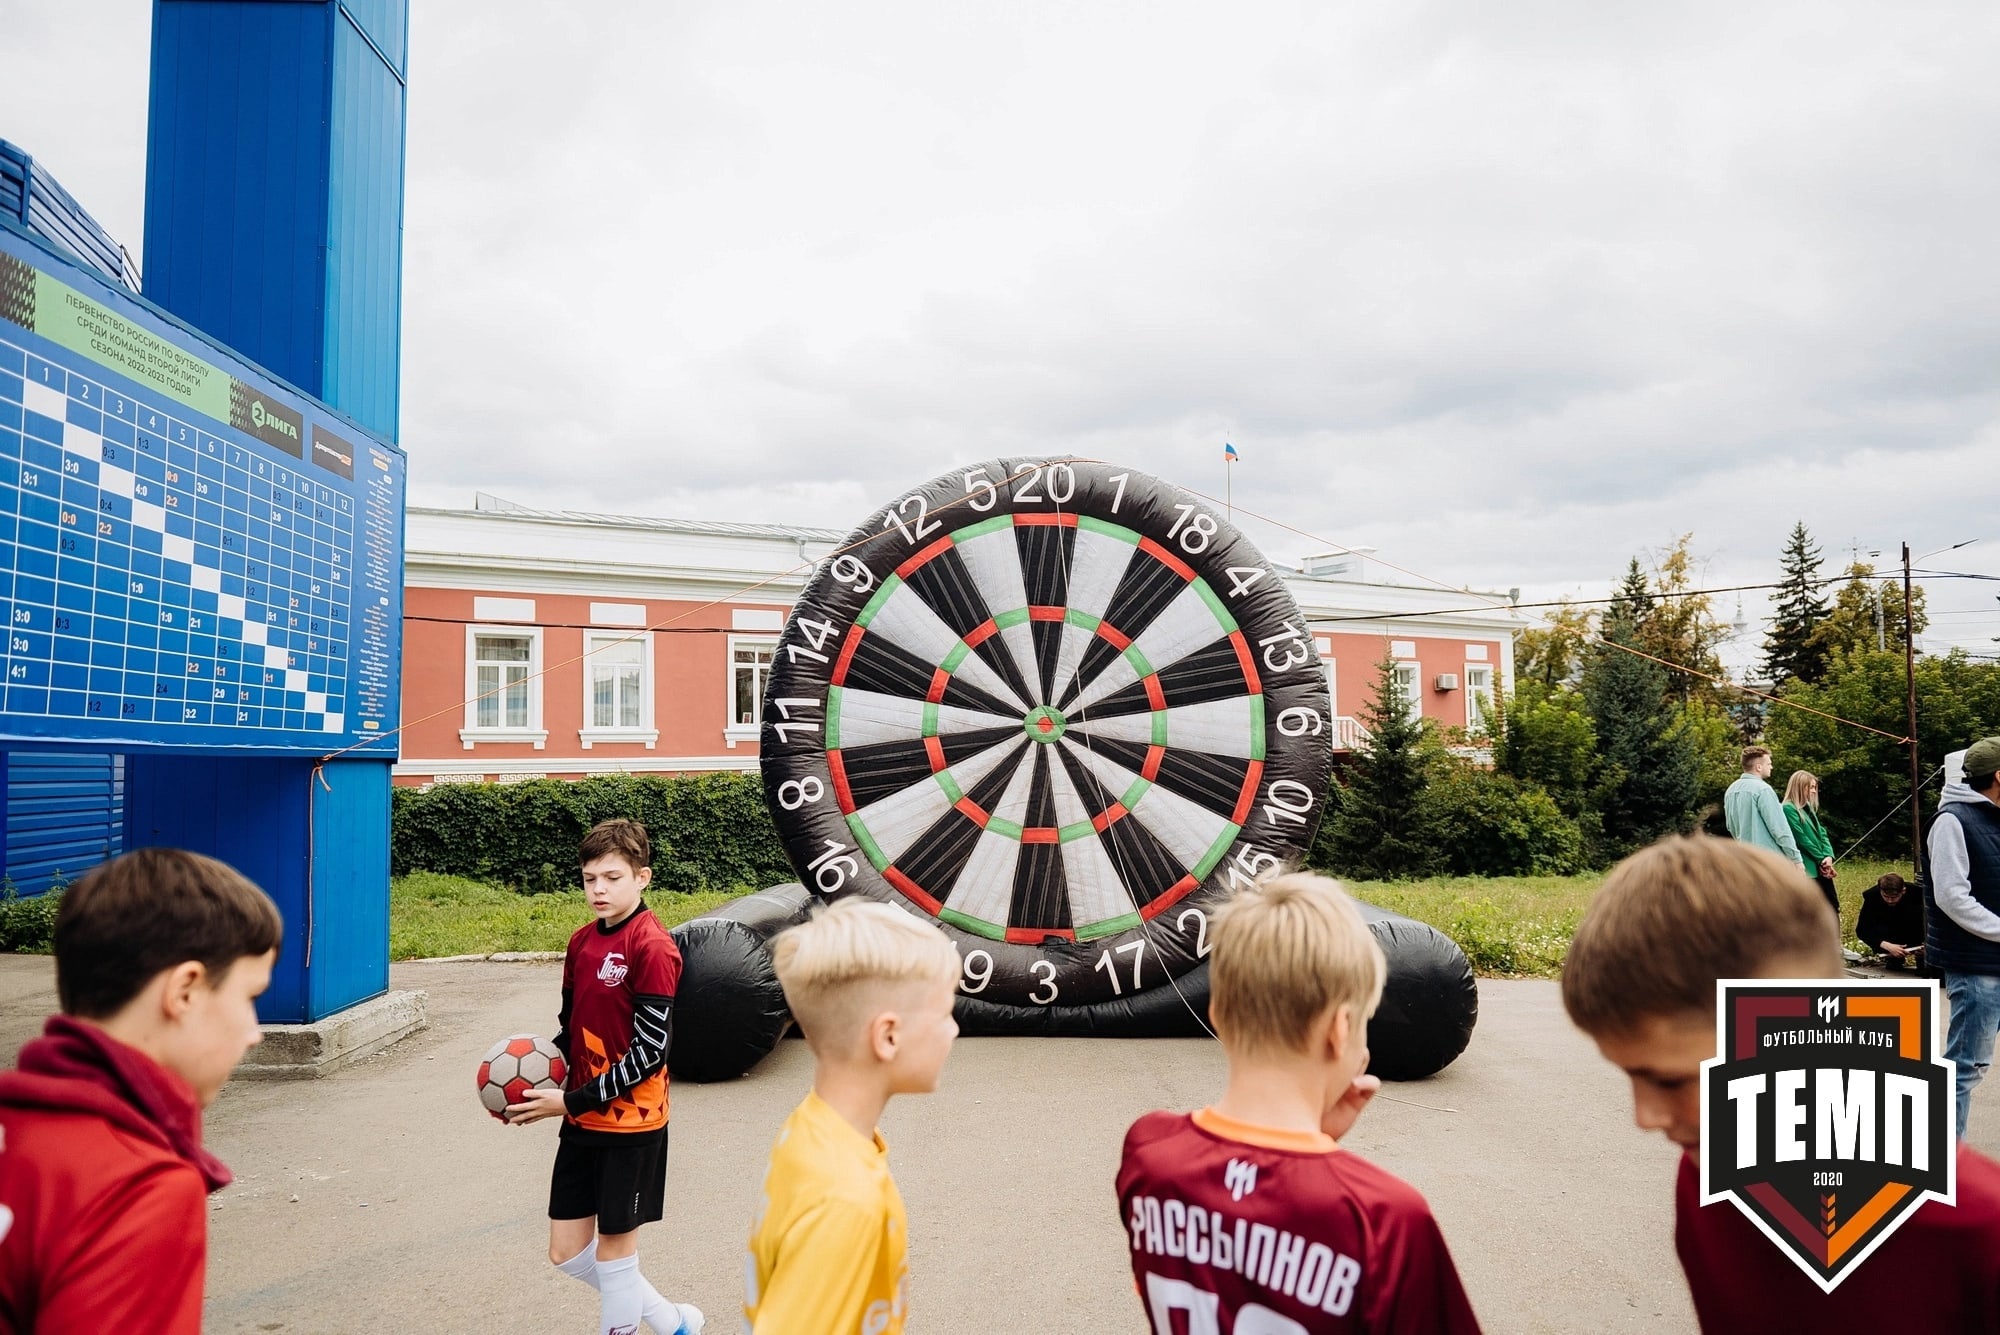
[1435,673,1460,691]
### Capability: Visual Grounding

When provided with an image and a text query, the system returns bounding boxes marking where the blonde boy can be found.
[1563,836,2000,1332]
[745,898,960,1335]
[1117,873,1482,1332]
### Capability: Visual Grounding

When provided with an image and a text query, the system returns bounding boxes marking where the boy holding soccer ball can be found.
[505,818,701,1335]
[0,848,282,1332]
[744,898,961,1334]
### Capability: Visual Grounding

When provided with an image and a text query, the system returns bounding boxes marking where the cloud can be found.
[6,0,1999,662]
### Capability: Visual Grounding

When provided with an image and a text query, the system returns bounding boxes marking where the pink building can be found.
[394,500,1524,786]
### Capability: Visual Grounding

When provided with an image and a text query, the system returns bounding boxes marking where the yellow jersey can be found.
[744,1091,909,1335]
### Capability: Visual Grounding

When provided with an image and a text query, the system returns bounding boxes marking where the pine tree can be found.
[1762,522,1830,688]
[1583,570,1702,856]
[1326,657,1439,878]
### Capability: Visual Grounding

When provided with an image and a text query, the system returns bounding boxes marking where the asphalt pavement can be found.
[2,954,1995,1333]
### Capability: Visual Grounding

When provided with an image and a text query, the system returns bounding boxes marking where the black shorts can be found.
[548,1126,669,1235]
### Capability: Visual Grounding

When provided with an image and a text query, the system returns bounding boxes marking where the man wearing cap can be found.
[1924,735,2000,1138]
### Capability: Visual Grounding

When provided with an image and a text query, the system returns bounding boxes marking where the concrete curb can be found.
[402,951,564,963]
[236,990,429,1080]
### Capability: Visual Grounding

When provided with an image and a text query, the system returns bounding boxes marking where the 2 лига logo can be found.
[1700,980,1955,1291]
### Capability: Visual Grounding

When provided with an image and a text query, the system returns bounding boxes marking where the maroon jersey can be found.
[1677,1145,2000,1331]
[558,906,682,1135]
[1117,1109,1481,1334]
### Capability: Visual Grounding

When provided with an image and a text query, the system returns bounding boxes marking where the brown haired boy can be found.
[0,848,282,1332]
[1116,872,1481,1332]
[1564,836,2000,1331]
[504,818,701,1335]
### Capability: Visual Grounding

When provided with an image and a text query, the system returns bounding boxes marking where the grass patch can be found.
[1346,857,1909,979]
[390,873,745,960]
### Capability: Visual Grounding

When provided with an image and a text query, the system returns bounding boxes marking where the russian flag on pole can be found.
[1224,442,1239,462]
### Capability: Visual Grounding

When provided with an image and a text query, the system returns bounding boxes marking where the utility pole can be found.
[1905,542,1921,869]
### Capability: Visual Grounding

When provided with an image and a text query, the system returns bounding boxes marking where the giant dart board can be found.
[762,459,1334,1010]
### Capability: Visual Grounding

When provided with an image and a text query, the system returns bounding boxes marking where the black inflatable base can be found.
[667,890,1478,1084]
[667,883,812,1083]
[955,902,1478,1081]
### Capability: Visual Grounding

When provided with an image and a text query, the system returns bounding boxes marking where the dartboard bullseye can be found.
[762,458,1335,1010]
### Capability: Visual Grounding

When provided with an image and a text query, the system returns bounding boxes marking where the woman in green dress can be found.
[1783,770,1839,921]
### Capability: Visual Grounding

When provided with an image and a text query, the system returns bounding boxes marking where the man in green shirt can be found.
[1723,746,1804,868]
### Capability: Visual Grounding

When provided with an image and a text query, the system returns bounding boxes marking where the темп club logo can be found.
[1700,980,1955,1291]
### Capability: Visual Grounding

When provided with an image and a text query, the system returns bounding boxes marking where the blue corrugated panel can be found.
[145,0,335,406]
[127,754,387,1023]
[324,6,406,439]
[339,0,407,74]
[0,140,136,289]
[145,1,406,442]
[4,752,126,896]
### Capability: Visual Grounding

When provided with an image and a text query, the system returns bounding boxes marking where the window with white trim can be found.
[725,637,778,746]
[580,631,658,748]
[1394,661,1422,724]
[1465,663,1494,732]
[462,626,547,748]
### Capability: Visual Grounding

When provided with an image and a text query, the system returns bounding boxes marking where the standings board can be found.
[0,223,404,755]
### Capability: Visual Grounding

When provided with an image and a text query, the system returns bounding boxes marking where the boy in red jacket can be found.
[0,847,281,1332]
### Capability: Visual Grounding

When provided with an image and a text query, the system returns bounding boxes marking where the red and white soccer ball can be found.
[476,1034,566,1122]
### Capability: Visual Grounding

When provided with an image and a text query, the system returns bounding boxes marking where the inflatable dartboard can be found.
[761,458,1335,1011]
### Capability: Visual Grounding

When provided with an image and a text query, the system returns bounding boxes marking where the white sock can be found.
[597,1253,644,1335]
[555,1242,687,1334]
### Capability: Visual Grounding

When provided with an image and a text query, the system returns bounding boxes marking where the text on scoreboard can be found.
[0,225,404,754]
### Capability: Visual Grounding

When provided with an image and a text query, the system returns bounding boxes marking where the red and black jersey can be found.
[1117,1108,1482,1333]
[1676,1146,2000,1331]
[557,904,681,1136]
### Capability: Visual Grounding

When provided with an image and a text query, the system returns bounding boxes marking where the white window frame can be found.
[460,625,547,749]
[1394,660,1423,725]
[725,635,779,747]
[579,630,658,749]
[1321,654,1338,719]
[1464,662,1494,732]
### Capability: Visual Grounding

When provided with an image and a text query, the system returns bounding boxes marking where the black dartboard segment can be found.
[762,459,1335,1010]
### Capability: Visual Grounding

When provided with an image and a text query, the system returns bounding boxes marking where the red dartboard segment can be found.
[1007,925,1077,943]
[831,624,865,687]
[761,460,1335,1012]
[895,534,957,580]
[828,749,857,814]
[1226,629,1262,695]
[1230,759,1266,827]
[883,865,943,915]
[1140,874,1204,920]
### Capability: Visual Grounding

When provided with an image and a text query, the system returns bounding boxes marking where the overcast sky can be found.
[6,0,1999,666]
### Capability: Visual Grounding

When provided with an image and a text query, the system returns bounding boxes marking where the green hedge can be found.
[0,882,61,953]
[391,773,792,894]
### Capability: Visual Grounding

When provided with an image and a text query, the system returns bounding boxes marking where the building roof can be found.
[422,493,847,544]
